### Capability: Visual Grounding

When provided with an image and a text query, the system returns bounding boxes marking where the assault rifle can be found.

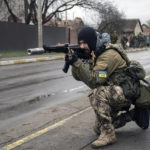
[27,43,88,73]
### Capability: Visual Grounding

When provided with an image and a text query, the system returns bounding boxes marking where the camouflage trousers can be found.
[89,85,132,134]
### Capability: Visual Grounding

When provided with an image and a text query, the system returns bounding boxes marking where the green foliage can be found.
[130,33,146,48]
[111,32,118,44]
[0,50,27,58]
[121,36,128,49]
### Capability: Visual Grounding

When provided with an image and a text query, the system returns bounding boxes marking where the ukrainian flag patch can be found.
[98,71,107,78]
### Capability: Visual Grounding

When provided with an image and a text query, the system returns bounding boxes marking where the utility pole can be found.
[65,5,68,26]
[37,0,43,48]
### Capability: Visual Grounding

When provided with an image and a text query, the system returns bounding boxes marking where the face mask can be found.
[76,48,91,59]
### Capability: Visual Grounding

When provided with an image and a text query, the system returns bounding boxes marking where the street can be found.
[0,49,150,150]
[0,59,89,130]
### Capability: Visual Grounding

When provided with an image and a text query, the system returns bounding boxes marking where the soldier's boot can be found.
[93,125,100,135]
[91,125,117,149]
[93,119,101,135]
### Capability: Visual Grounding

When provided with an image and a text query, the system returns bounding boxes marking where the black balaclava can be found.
[78,27,97,52]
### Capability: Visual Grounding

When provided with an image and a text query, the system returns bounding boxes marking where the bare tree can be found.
[2,0,99,25]
[0,0,25,22]
[24,0,37,24]
[0,0,9,21]
[3,0,19,22]
[2,0,123,28]
[95,1,125,34]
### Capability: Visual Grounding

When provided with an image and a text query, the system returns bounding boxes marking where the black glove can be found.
[63,53,78,73]
[65,52,78,65]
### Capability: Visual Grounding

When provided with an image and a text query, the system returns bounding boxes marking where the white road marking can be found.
[145,75,150,79]
[63,85,86,93]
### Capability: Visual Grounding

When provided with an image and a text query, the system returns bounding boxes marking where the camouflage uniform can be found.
[71,44,134,148]
[89,85,131,134]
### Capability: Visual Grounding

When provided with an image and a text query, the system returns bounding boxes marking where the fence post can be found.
[37,0,43,48]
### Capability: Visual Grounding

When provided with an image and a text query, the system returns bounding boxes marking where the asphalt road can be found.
[0,59,90,130]
[0,49,150,150]
[127,49,150,73]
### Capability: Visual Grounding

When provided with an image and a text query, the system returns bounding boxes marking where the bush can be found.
[121,36,128,49]
[130,34,146,48]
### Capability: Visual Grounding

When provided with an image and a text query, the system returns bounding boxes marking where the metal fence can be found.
[0,22,68,50]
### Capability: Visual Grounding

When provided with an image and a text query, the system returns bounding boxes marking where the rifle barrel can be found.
[27,48,45,55]
[27,44,81,55]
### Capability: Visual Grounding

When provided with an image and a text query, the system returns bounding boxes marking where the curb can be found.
[0,48,148,66]
[0,55,64,66]
[126,47,148,52]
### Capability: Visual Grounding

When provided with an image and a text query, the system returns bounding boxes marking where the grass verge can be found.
[0,50,63,58]
[0,50,27,58]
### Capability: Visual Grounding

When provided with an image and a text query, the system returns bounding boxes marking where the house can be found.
[142,24,150,46]
[142,24,150,35]
[119,19,143,40]
[116,19,148,48]
[98,19,143,42]
[118,19,143,41]
[44,17,84,44]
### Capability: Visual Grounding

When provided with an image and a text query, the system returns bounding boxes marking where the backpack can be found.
[107,44,150,129]
[136,79,150,108]
[123,60,146,101]
[107,44,145,101]
[109,69,141,101]
[126,64,150,129]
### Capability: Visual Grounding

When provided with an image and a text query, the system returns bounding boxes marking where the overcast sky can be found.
[111,0,150,23]
[67,0,150,26]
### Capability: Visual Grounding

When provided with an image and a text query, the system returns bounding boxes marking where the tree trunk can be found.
[4,0,18,22]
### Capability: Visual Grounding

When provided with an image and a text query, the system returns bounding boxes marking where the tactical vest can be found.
[106,44,146,102]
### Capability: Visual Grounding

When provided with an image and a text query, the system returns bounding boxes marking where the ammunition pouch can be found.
[109,71,140,101]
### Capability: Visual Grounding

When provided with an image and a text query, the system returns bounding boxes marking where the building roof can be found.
[121,19,143,33]
[142,24,150,33]
[142,24,150,29]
